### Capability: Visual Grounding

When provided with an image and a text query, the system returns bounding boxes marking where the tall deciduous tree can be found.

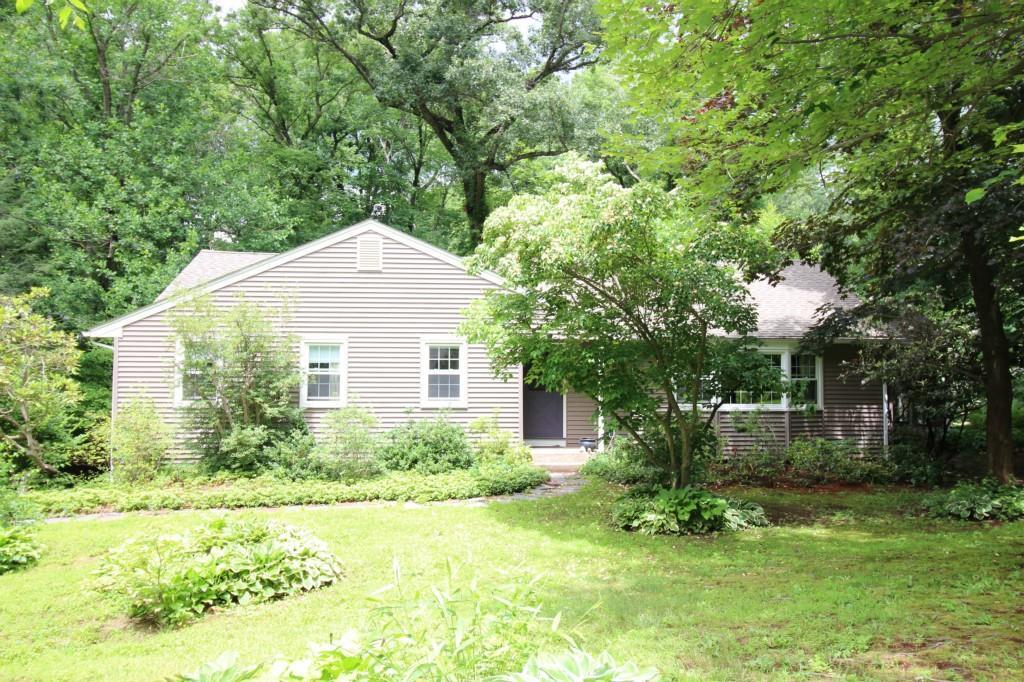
[463,159,782,487]
[602,0,1024,481]
[255,0,601,246]
[0,289,82,475]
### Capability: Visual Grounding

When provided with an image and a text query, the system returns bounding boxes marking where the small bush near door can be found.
[469,415,532,466]
[378,416,475,474]
[579,443,664,486]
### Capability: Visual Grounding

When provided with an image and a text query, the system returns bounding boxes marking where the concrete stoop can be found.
[530,447,593,474]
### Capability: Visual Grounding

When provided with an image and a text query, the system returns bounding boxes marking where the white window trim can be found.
[299,334,348,409]
[173,339,208,408]
[420,336,469,409]
[715,344,824,412]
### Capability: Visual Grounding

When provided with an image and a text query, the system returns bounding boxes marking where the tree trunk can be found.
[24,430,59,476]
[962,229,1016,482]
[462,169,489,248]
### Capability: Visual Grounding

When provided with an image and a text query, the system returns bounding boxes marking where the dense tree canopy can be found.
[601,0,1024,480]
[464,159,783,487]
[255,0,602,245]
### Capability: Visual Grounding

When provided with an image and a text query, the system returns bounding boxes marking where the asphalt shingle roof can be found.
[159,250,853,339]
[749,262,858,338]
[156,249,275,301]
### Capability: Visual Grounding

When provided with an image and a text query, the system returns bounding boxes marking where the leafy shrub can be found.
[26,465,550,516]
[215,424,273,473]
[174,567,659,681]
[170,299,303,472]
[378,417,475,474]
[785,438,895,485]
[0,487,42,574]
[111,398,174,483]
[886,443,948,486]
[580,443,663,486]
[611,486,768,535]
[0,486,41,526]
[97,517,342,628]
[306,407,384,481]
[0,525,42,574]
[925,480,1024,521]
[502,650,660,681]
[469,415,533,465]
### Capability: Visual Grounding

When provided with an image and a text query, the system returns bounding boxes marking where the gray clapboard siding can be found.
[566,391,599,445]
[114,231,519,460]
[714,344,884,457]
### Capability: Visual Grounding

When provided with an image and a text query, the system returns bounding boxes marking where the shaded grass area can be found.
[1,482,1022,680]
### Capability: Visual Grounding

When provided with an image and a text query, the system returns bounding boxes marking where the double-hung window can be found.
[724,352,784,407]
[174,341,213,406]
[300,336,347,408]
[718,348,823,411]
[421,338,468,408]
[789,353,821,407]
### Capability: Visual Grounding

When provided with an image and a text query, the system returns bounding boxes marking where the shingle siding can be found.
[115,231,519,460]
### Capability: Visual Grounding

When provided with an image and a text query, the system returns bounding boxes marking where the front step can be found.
[530,447,593,474]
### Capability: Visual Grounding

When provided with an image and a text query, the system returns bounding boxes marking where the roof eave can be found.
[80,219,504,337]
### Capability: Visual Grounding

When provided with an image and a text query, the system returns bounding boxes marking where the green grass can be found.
[2,482,1022,681]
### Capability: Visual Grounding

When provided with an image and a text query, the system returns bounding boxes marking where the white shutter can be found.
[357,234,383,271]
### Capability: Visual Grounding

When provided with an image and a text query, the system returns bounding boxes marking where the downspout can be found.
[882,382,890,456]
[597,401,605,452]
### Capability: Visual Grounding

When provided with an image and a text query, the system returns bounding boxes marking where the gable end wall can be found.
[113,232,520,460]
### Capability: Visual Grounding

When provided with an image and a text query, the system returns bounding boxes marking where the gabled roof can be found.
[84,219,504,338]
[751,262,858,338]
[156,250,275,301]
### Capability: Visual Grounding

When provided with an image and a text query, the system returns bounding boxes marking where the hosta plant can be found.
[0,524,42,574]
[97,517,342,628]
[612,487,769,536]
[926,480,1024,521]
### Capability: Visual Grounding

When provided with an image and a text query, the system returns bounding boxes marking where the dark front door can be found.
[524,380,564,440]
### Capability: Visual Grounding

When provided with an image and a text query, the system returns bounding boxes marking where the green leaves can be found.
[465,156,779,486]
[96,518,343,628]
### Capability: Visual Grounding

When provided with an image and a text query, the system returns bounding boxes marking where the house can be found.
[84,219,887,459]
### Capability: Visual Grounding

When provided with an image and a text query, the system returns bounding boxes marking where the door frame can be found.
[521,382,567,447]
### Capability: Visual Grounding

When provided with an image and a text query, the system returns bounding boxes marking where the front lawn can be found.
[2,482,1022,680]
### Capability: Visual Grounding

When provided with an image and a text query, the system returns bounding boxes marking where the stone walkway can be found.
[44,474,587,523]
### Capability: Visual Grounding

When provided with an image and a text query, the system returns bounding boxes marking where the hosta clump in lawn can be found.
[925,480,1024,521]
[97,518,342,628]
[612,486,769,535]
[0,488,42,574]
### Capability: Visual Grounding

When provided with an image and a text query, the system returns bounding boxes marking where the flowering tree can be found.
[463,160,783,487]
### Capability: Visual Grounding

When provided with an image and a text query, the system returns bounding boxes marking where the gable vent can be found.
[357,234,383,271]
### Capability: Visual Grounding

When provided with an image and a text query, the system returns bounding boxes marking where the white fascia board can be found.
[82,219,505,337]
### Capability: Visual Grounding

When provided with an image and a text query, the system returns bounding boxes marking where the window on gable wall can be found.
[300,338,346,408]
